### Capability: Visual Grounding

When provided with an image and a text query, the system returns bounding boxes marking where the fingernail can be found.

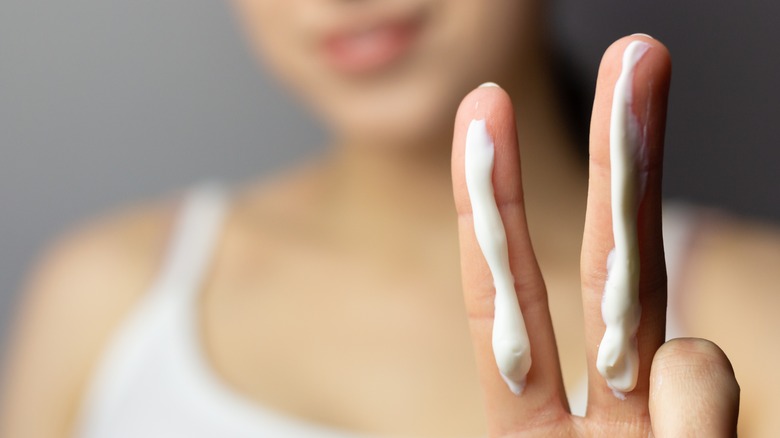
[631,33,654,40]
[478,82,501,88]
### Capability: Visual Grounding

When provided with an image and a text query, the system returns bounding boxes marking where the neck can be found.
[323,130,455,231]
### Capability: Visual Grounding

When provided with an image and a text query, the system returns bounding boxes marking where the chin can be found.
[309,65,472,148]
[333,92,459,147]
[239,1,542,149]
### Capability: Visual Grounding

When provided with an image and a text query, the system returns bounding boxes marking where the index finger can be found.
[452,84,568,435]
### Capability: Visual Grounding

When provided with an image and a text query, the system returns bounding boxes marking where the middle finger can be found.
[581,34,672,422]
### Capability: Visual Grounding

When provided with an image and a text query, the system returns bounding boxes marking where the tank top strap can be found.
[662,201,701,339]
[152,181,231,298]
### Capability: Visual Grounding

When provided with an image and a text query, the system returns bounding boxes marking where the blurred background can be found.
[1,0,778,362]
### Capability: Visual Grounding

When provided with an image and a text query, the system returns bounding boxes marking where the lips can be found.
[322,16,422,75]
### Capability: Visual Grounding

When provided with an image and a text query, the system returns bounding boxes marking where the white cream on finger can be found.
[596,40,651,396]
[465,118,531,395]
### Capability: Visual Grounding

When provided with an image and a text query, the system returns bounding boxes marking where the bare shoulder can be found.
[682,211,780,436]
[685,211,780,306]
[1,195,179,438]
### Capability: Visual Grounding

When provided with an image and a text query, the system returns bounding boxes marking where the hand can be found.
[451,35,740,437]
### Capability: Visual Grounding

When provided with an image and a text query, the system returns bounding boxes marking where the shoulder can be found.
[1,194,179,437]
[40,197,177,295]
[684,209,780,344]
[29,194,179,317]
[682,209,780,435]
[685,210,780,299]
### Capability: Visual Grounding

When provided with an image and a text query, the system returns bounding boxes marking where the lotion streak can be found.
[465,119,531,395]
[596,40,651,396]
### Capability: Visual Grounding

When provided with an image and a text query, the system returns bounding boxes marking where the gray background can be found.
[1,1,778,359]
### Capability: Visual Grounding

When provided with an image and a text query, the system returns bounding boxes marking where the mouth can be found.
[321,12,425,76]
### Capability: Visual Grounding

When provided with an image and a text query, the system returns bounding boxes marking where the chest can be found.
[199,244,487,436]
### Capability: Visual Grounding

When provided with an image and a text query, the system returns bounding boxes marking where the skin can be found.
[1,1,778,436]
[452,37,737,436]
[229,0,550,149]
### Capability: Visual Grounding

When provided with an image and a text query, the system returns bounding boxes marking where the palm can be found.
[451,35,739,437]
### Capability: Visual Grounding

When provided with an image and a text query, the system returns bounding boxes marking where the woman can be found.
[2,1,774,436]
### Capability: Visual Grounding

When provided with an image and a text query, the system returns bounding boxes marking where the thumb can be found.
[649,338,740,437]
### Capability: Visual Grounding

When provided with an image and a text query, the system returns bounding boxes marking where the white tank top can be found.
[73,184,697,436]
